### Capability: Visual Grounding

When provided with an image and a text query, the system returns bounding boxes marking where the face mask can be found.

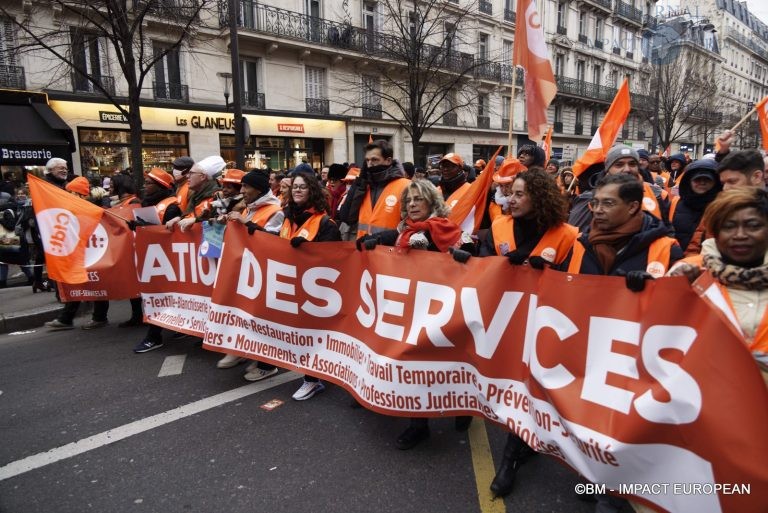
[173,169,183,180]
[367,164,389,177]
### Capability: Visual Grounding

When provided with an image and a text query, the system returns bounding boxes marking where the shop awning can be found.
[0,95,75,166]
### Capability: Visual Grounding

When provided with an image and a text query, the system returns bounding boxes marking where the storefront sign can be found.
[0,145,68,165]
[99,111,128,123]
[176,116,234,130]
[277,123,305,133]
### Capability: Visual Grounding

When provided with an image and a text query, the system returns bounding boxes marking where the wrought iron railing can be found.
[574,122,584,135]
[306,97,329,114]
[362,103,382,119]
[243,91,265,109]
[0,65,25,89]
[584,0,612,10]
[557,25,567,35]
[621,128,629,139]
[503,9,515,23]
[153,81,188,102]
[615,1,643,24]
[443,112,458,126]
[642,14,659,31]
[578,34,588,43]
[479,0,492,15]
[626,51,634,59]
[613,46,621,55]
[145,0,201,20]
[595,40,604,49]
[554,122,563,133]
[71,73,115,95]
[501,118,509,130]
[591,125,599,134]
[477,115,490,129]
[555,76,617,103]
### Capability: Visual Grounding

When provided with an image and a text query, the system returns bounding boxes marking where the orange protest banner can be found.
[133,224,768,512]
[27,174,104,284]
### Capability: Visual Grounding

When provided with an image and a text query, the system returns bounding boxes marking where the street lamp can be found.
[217,72,232,111]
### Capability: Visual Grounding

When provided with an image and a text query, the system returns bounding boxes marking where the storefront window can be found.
[78,128,189,177]
[220,135,325,173]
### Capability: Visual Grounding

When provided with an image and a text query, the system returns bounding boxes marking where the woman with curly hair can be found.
[478,165,578,498]
[279,171,341,400]
[479,166,577,267]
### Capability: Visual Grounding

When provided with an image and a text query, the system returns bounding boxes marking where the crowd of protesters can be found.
[2,128,767,513]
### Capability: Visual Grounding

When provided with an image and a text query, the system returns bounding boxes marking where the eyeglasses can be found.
[588,199,620,211]
[292,184,309,190]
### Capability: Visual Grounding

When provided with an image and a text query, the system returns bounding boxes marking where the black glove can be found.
[246,222,264,235]
[507,250,527,266]
[135,216,149,227]
[450,247,471,263]
[528,256,550,270]
[126,220,137,231]
[290,236,307,248]
[356,234,378,251]
[624,270,655,292]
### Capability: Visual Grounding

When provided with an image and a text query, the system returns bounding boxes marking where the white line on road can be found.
[0,371,301,481]
[158,355,187,377]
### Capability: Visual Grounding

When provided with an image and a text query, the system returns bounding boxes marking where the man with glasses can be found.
[165,156,224,232]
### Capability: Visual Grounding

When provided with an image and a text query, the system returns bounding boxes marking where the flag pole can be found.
[507,66,520,158]
[103,209,131,223]
[728,106,757,133]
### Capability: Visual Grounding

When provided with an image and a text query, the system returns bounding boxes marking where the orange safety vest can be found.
[189,197,215,219]
[567,236,677,278]
[176,181,190,212]
[641,182,665,220]
[719,285,768,353]
[488,202,502,222]
[279,212,325,241]
[491,217,578,264]
[357,178,410,237]
[245,203,282,228]
[445,182,471,210]
[155,196,179,220]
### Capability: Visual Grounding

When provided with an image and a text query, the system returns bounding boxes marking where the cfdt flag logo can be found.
[37,208,81,256]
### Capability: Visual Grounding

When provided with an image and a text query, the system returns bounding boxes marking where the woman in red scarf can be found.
[356,179,475,450]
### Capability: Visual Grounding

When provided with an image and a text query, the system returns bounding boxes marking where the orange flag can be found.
[513,0,557,142]
[368,133,373,143]
[448,146,502,234]
[755,96,768,151]
[541,125,553,161]
[27,174,104,284]
[572,78,630,177]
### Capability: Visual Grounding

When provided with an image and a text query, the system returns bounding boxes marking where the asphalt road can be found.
[0,301,597,513]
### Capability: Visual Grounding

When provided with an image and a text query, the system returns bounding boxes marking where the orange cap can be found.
[65,176,90,196]
[474,159,486,168]
[343,166,361,182]
[145,168,174,189]
[493,158,527,183]
[222,169,245,185]
[440,153,464,168]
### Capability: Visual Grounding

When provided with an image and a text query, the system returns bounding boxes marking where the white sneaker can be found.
[216,354,247,369]
[292,380,325,401]
[244,360,260,373]
[244,367,278,382]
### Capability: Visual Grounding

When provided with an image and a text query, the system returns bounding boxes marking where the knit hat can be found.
[686,159,718,181]
[241,170,270,193]
[604,146,639,171]
[65,176,90,196]
[222,169,245,185]
[493,157,527,183]
[439,153,464,167]
[328,163,347,181]
[291,162,314,176]
[145,168,173,189]
[196,156,226,179]
[172,156,195,171]
[637,149,650,161]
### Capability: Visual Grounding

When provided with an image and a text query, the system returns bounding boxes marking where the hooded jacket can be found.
[667,153,687,186]
[338,159,407,225]
[561,213,683,276]
[671,160,721,250]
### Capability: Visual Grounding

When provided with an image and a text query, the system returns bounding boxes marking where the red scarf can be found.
[396,217,462,253]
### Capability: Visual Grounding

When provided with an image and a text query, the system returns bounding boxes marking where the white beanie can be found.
[196,156,226,179]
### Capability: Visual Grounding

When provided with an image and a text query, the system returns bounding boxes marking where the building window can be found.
[557,2,567,29]
[78,128,189,176]
[502,40,512,62]
[444,22,458,53]
[153,41,184,101]
[595,17,604,43]
[576,60,585,82]
[361,74,381,117]
[240,58,263,108]
[222,135,325,173]
[578,11,587,36]
[305,65,328,114]
[478,33,489,61]
[502,96,511,120]
[555,54,564,76]
[593,65,602,84]
[71,28,107,93]
[1,17,17,67]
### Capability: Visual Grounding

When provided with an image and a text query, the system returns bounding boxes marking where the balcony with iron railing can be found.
[243,91,265,109]
[501,118,510,130]
[72,73,116,96]
[621,128,629,139]
[578,33,588,43]
[443,112,458,126]
[362,103,382,119]
[144,0,201,22]
[479,0,492,15]
[726,28,768,60]
[503,9,516,23]
[615,1,643,25]
[612,46,621,55]
[554,122,563,133]
[595,40,604,50]
[642,14,659,31]
[574,122,584,135]
[555,75,618,103]
[557,25,568,35]
[306,97,329,115]
[0,65,25,89]
[582,0,612,12]
[153,81,188,102]
[477,115,490,129]
[591,125,599,134]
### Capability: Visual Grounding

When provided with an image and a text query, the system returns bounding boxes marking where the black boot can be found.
[490,434,534,497]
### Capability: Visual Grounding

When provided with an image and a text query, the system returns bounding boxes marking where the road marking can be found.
[0,371,301,481]
[158,355,186,377]
[469,419,507,513]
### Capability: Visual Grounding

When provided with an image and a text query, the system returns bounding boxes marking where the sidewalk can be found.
[0,283,63,333]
